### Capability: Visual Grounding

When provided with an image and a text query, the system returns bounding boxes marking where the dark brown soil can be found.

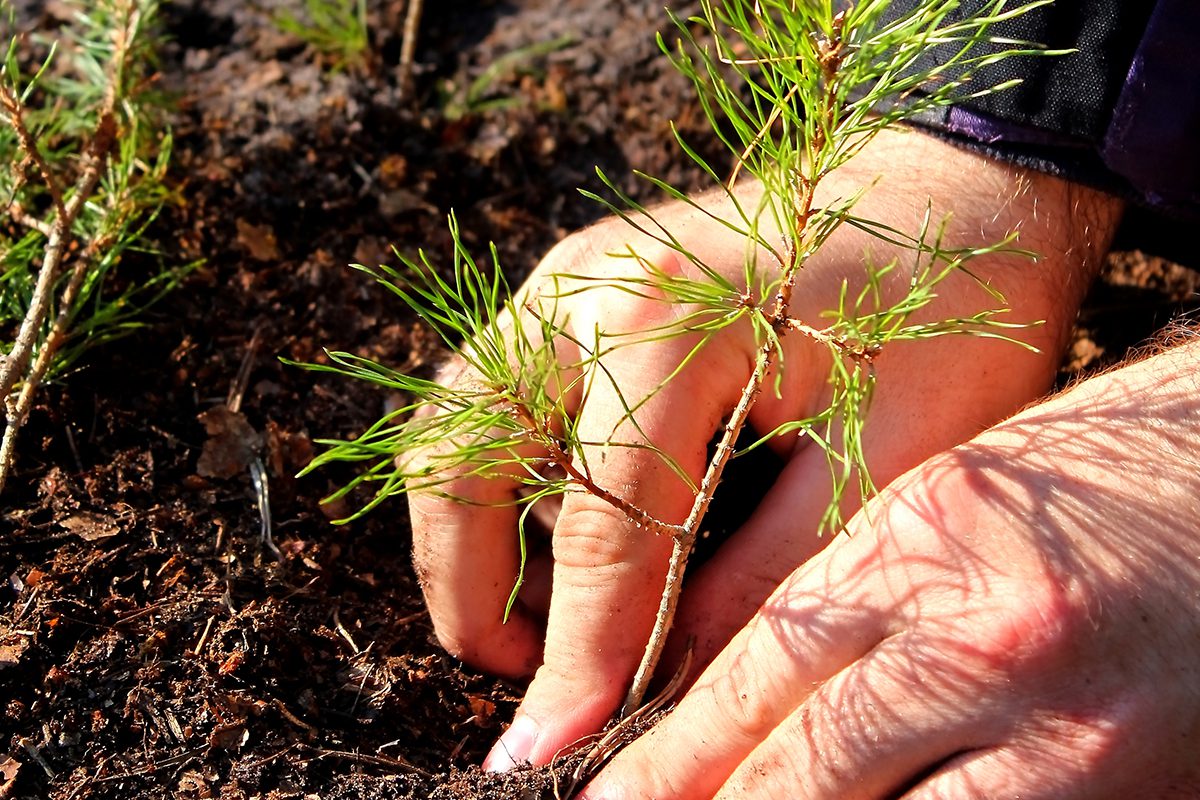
[1,1,1196,799]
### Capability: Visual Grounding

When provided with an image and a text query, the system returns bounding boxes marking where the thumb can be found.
[485,490,674,770]
[486,289,752,768]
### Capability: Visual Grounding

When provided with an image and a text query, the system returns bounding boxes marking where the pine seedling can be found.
[440,34,576,121]
[0,0,188,491]
[301,0,1056,718]
[275,0,371,73]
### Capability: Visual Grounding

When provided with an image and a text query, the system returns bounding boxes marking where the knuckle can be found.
[552,502,640,572]
[706,650,781,741]
[964,575,1092,680]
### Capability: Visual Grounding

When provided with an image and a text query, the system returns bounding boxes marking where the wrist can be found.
[986,335,1200,478]
[822,128,1123,357]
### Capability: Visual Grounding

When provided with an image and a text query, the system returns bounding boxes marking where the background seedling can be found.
[274,0,371,73]
[0,0,188,492]
[439,34,576,121]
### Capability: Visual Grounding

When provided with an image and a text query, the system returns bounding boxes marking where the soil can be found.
[1,1,1196,799]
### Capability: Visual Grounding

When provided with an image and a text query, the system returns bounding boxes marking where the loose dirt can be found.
[2,1,1196,798]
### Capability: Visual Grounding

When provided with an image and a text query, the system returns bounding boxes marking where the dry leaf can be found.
[208,723,250,751]
[266,422,314,477]
[235,219,280,261]
[467,695,496,724]
[59,511,120,541]
[196,407,260,479]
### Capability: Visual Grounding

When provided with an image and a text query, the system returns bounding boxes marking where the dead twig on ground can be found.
[398,0,423,98]
[297,744,433,778]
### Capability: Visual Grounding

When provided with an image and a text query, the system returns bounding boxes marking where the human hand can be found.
[406,129,1121,769]
[581,338,1200,799]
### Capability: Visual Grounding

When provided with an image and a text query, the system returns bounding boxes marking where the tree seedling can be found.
[274,0,371,73]
[0,0,188,492]
[300,0,1056,725]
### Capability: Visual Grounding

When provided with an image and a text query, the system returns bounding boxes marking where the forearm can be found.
[1060,335,1200,470]
[954,334,1200,571]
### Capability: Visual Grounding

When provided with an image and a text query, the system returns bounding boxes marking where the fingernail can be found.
[483,715,539,772]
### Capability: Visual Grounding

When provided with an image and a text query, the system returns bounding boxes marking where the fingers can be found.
[487,284,754,767]
[901,746,1087,800]
[711,633,1004,800]
[409,456,548,677]
[578,534,894,799]
[580,452,1125,800]
[578,482,974,799]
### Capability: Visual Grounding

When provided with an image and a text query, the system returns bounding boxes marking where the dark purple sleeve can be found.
[905,0,1199,220]
[1101,0,1200,217]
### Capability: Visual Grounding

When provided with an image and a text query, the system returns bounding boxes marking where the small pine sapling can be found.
[0,0,188,492]
[274,0,371,73]
[299,0,1058,721]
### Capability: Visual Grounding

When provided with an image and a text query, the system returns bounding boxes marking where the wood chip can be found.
[0,755,20,798]
[59,512,120,541]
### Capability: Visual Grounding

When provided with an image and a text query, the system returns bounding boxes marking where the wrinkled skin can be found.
[581,339,1200,799]
[405,129,1128,780]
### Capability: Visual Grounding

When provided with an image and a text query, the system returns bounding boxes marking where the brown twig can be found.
[621,342,776,715]
[621,171,824,716]
[609,37,844,710]
[17,735,56,779]
[227,324,262,413]
[272,698,318,735]
[297,744,432,778]
[510,401,681,539]
[617,33,851,710]
[785,317,881,362]
[0,85,72,401]
[192,616,216,656]
[0,104,115,490]
[61,753,118,800]
[397,0,423,98]
[7,206,55,237]
[0,85,67,220]
[0,229,111,488]
[90,748,207,784]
